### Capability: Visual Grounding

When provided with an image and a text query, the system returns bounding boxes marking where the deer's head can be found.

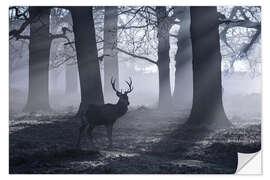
[111,77,133,107]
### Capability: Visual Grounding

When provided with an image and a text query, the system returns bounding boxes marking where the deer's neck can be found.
[116,102,128,117]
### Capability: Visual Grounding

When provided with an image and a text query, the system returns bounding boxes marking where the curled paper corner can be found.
[236,151,262,174]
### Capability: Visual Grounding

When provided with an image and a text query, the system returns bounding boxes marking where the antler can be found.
[124,77,133,94]
[111,77,121,95]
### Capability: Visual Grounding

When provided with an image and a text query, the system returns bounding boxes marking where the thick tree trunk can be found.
[23,7,52,112]
[185,7,231,128]
[70,7,104,115]
[156,6,173,110]
[103,6,119,103]
[65,63,78,95]
[173,7,193,110]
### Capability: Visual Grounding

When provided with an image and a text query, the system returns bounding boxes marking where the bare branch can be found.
[219,18,246,25]
[219,6,261,55]
[118,24,155,30]
[11,34,30,40]
[117,47,157,65]
[97,54,110,61]
[9,7,50,40]
[9,6,29,20]
[9,19,31,40]
[50,55,76,69]
[241,28,261,55]
[50,27,72,39]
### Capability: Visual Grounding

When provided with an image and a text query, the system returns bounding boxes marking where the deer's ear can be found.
[116,92,121,97]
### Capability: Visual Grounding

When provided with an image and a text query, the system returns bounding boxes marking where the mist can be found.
[10,50,261,121]
[9,6,261,174]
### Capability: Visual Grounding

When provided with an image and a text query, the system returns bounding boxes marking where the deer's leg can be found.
[76,120,87,148]
[106,124,113,148]
[87,125,95,148]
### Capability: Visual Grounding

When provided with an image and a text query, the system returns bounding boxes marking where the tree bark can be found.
[23,7,52,112]
[173,7,193,110]
[103,6,119,103]
[185,7,231,128]
[70,7,104,115]
[156,6,173,110]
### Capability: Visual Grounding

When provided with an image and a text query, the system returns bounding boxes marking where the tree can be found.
[103,6,119,103]
[155,6,173,110]
[23,7,52,112]
[69,7,104,115]
[185,6,231,128]
[219,6,261,75]
[9,7,72,112]
[116,6,188,110]
[50,6,176,110]
[173,7,193,110]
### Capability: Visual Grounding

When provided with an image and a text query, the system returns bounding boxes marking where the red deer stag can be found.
[76,77,133,148]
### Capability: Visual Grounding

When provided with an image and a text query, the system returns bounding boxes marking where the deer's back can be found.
[85,104,120,125]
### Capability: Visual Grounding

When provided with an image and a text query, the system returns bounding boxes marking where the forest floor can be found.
[9,106,261,174]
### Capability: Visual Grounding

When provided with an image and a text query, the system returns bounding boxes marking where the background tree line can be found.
[9,6,261,128]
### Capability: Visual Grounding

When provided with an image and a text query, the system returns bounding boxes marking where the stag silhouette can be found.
[76,77,133,149]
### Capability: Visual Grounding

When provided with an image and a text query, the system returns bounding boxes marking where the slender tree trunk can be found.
[173,7,193,110]
[173,7,193,109]
[23,7,52,112]
[185,7,231,128]
[103,6,119,103]
[65,63,78,95]
[70,7,104,115]
[156,6,173,110]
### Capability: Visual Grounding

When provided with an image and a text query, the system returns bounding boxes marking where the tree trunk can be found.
[185,7,231,128]
[70,7,104,115]
[23,7,52,112]
[173,7,193,110]
[156,6,173,110]
[65,63,78,95]
[103,6,119,103]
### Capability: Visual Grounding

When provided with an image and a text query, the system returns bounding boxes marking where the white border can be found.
[1,0,269,179]
[6,0,265,6]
